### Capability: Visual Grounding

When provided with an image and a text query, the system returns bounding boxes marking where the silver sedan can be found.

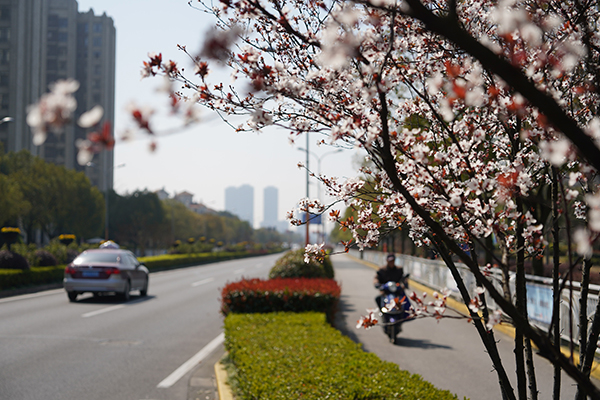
[63,249,149,302]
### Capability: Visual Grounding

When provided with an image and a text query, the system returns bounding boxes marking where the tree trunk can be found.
[434,240,516,400]
[551,168,561,399]
[515,197,530,400]
[576,293,600,400]
[485,235,494,266]
[576,257,592,400]
[579,257,591,366]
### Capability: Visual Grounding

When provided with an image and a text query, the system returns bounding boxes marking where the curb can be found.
[348,254,600,382]
[215,357,234,400]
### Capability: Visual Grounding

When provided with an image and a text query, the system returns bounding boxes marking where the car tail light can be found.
[65,266,77,276]
[105,267,120,276]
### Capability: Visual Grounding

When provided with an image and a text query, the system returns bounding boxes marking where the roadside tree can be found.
[1,150,103,241]
[109,190,167,254]
[0,174,28,228]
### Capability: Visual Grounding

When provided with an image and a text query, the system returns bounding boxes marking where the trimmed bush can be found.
[269,248,334,279]
[35,250,58,266]
[0,266,64,290]
[221,277,340,321]
[0,250,30,270]
[224,312,460,399]
[140,251,251,272]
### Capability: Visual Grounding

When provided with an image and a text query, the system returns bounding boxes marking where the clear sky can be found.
[76,0,361,229]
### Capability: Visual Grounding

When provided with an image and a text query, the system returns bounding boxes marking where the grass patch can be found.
[224,312,463,399]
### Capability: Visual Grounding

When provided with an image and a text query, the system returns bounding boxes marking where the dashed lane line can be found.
[191,278,215,287]
[81,304,125,318]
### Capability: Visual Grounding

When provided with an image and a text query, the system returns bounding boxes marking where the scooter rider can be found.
[374,253,405,287]
[374,253,405,308]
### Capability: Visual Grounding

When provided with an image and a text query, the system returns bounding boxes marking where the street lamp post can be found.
[305,134,310,246]
[298,146,342,244]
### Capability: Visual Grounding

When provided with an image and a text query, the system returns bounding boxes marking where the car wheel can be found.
[140,278,148,297]
[67,291,78,302]
[119,280,131,302]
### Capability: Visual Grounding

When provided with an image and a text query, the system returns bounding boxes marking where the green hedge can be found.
[0,266,65,291]
[224,312,461,399]
[269,248,334,279]
[139,251,253,272]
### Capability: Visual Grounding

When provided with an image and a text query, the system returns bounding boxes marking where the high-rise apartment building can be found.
[225,184,254,227]
[262,186,278,228]
[0,0,115,191]
[76,7,116,191]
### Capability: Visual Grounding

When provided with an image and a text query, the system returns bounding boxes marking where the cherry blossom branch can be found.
[402,0,600,172]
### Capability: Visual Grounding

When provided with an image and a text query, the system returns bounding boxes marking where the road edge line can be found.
[157,332,225,389]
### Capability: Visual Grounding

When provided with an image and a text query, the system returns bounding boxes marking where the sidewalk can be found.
[349,253,600,383]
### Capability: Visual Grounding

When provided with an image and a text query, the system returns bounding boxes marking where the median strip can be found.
[157,332,224,389]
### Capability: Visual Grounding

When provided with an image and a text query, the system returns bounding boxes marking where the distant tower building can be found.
[262,186,278,228]
[225,184,254,226]
[0,0,115,192]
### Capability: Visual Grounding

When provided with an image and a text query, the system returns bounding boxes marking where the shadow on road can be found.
[395,336,453,350]
[334,295,364,344]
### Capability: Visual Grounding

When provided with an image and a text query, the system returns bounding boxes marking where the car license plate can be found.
[82,271,100,278]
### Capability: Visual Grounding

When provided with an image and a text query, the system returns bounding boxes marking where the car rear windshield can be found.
[73,252,121,265]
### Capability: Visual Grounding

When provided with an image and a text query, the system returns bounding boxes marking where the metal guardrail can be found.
[349,249,600,343]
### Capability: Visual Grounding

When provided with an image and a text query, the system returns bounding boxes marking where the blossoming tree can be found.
[30,0,600,398]
[137,0,600,398]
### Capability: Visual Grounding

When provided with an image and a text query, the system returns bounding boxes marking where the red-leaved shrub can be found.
[221,278,341,322]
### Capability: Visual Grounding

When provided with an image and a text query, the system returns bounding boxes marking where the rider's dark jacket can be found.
[375,266,405,284]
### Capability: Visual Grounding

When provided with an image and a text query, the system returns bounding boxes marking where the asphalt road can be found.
[333,254,592,400]
[2,253,596,400]
[0,254,277,400]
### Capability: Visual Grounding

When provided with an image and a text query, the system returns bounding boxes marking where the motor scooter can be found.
[375,276,412,343]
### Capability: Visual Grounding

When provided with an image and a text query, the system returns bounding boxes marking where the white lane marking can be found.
[234,269,245,274]
[191,278,215,287]
[0,289,64,304]
[157,332,225,389]
[82,304,125,318]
